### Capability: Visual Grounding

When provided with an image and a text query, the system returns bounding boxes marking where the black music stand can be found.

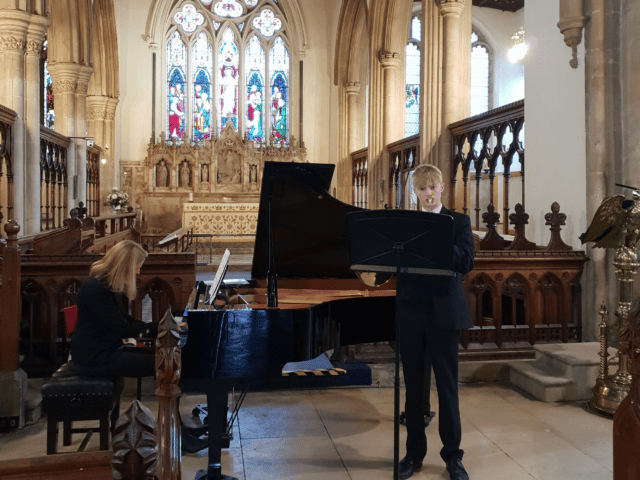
[346,209,455,480]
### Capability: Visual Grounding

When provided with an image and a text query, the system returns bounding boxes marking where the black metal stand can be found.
[345,209,455,480]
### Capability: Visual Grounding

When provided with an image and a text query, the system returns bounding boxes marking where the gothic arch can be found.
[143,0,308,56]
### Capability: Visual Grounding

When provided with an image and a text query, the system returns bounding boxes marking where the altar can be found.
[182,202,258,241]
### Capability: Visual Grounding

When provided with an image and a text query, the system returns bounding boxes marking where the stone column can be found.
[24,19,49,235]
[346,82,361,155]
[0,15,28,230]
[584,0,610,341]
[379,53,400,207]
[74,65,94,206]
[438,0,466,208]
[87,96,118,212]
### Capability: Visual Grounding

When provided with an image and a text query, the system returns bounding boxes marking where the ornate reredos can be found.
[142,121,307,195]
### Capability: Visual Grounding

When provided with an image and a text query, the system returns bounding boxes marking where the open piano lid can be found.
[251,161,362,279]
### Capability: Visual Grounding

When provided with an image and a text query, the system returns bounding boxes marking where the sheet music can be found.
[206,249,231,305]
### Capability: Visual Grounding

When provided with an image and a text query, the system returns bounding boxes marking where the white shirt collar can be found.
[422,204,443,214]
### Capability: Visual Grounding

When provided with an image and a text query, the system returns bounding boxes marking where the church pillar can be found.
[0,14,28,230]
[380,53,400,207]
[24,20,49,235]
[75,65,93,206]
[346,82,361,155]
[46,64,79,210]
[87,96,118,212]
[438,0,466,208]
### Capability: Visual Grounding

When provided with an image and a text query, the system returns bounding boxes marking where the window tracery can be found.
[164,0,291,144]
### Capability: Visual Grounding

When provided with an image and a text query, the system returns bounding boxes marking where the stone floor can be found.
[0,379,614,480]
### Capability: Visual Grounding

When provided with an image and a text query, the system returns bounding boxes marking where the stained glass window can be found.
[269,37,289,142]
[245,35,265,142]
[404,15,420,137]
[164,1,291,144]
[174,4,205,33]
[192,32,213,140]
[167,31,187,140]
[218,28,239,132]
[43,39,54,129]
[213,1,243,18]
[252,9,282,37]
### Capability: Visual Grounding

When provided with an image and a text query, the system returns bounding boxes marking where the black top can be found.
[71,276,155,368]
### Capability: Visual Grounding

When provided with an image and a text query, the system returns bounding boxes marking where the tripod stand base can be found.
[590,375,631,415]
[194,470,237,480]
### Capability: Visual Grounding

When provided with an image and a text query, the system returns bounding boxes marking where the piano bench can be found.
[41,362,124,455]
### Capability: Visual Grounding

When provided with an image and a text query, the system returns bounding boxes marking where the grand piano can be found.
[180,161,396,480]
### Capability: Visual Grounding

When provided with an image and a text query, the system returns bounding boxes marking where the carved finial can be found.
[545,202,572,251]
[479,204,506,250]
[506,203,537,250]
[111,400,158,480]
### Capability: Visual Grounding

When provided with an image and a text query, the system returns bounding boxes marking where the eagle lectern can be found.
[580,188,640,414]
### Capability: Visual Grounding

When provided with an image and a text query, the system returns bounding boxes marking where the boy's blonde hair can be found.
[411,164,443,190]
[89,240,148,300]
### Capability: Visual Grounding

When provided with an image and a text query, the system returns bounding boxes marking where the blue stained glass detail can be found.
[270,73,287,142]
[193,70,212,140]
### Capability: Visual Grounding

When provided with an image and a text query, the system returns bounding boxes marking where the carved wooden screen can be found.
[40,128,69,231]
[0,105,16,234]
[351,148,368,209]
[449,100,524,233]
[86,146,101,217]
[388,134,419,210]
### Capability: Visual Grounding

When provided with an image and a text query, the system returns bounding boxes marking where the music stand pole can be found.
[393,243,404,480]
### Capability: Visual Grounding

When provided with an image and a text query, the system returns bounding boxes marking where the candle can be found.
[189,192,194,202]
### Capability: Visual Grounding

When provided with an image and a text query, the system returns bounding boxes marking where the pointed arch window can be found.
[404,15,420,137]
[164,0,291,144]
[470,29,492,116]
[42,38,54,129]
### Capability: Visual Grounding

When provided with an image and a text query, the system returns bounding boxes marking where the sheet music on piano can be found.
[205,248,231,306]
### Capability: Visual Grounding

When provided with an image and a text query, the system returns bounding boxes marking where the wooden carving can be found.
[155,308,181,480]
[505,203,537,250]
[479,204,506,250]
[613,298,640,479]
[111,400,158,480]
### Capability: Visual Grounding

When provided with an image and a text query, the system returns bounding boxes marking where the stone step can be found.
[508,342,618,402]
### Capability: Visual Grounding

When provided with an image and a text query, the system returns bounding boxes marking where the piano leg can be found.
[193,388,238,480]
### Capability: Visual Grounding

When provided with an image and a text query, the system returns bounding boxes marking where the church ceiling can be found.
[472,0,524,12]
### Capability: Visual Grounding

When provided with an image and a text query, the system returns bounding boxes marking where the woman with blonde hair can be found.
[71,240,157,378]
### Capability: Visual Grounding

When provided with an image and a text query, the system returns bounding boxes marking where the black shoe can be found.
[182,422,208,437]
[446,458,469,480]
[424,411,435,427]
[181,430,208,454]
[398,455,423,480]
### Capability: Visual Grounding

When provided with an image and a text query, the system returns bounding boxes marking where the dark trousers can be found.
[75,346,155,378]
[399,301,463,463]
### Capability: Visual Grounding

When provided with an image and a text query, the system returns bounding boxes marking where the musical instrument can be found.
[179,162,396,480]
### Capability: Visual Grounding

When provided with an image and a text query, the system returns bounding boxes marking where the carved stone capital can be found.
[438,0,465,17]
[345,82,361,95]
[52,79,78,94]
[0,35,26,53]
[379,52,400,68]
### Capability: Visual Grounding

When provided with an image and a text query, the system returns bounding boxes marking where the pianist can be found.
[71,240,157,378]
[70,240,208,453]
[396,165,474,480]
